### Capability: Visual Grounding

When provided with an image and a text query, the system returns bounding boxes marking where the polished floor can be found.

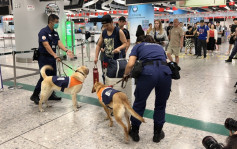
[0,41,237,149]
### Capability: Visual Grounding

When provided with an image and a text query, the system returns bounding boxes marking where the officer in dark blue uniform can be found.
[30,14,73,104]
[124,35,172,143]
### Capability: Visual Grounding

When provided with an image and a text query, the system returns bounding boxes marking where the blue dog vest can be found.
[52,76,82,92]
[97,87,120,105]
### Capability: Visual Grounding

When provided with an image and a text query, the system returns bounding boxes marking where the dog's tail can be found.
[123,98,145,123]
[40,65,53,79]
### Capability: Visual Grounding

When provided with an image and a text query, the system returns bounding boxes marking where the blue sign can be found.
[128,4,154,43]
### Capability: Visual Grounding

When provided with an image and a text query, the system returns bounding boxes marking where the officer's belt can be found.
[143,60,167,67]
[40,53,54,57]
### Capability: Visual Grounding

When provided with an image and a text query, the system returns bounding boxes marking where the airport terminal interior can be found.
[0,0,237,148]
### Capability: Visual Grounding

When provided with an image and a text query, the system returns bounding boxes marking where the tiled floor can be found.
[0,41,236,149]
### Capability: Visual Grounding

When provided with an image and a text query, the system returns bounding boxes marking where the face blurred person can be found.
[154,20,161,31]
[118,18,126,29]
[173,19,180,28]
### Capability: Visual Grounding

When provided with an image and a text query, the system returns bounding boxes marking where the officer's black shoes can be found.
[48,92,61,101]
[225,58,232,62]
[153,124,165,143]
[153,130,165,143]
[30,90,40,105]
[129,125,140,142]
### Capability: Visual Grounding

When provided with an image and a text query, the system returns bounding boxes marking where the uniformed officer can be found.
[30,14,73,104]
[124,35,172,143]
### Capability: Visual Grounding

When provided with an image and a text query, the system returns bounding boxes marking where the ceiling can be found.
[64,0,237,14]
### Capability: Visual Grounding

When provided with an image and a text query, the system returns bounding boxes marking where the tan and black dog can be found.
[39,65,89,112]
[92,82,145,142]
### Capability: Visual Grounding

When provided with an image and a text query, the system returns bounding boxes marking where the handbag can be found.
[131,60,143,78]
[31,48,39,61]
[106,58,128,78]
[93,65,99,85]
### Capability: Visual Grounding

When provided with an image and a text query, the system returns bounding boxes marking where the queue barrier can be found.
[0,50,33,90]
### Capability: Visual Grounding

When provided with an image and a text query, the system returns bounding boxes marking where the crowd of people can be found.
[135,18,237,62]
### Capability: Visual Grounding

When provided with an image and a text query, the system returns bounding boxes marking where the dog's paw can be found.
[109,122,113,127]
[46,105,52,108]
[77,105,81,108]
[124,138,130,144]
[73,108,79,112]
[39,109,45,112]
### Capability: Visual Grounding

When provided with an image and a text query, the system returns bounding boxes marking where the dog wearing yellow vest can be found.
[92,82,145,142]
[39,65,89,112]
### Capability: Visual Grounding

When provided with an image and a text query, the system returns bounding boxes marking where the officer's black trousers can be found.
[130,66,172,127]
[34,55,56,92]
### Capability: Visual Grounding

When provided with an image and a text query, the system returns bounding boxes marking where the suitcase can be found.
[93,65,99,85]
[105,76,133,104]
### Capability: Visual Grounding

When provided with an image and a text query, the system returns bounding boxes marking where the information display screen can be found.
[66,21,75,52]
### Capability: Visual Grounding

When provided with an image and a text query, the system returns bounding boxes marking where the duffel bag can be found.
[106,59,128,78]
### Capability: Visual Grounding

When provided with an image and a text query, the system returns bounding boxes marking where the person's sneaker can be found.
[129,125,140,142]
[30,94,39,105]
[225,59,232,62]
[48,92,61,101]
[153,130,165,143]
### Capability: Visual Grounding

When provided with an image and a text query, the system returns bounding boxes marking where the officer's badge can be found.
[42,36,46,40]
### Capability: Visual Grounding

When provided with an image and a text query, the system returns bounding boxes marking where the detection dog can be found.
[39,65,89,112]
[92,82,145,142]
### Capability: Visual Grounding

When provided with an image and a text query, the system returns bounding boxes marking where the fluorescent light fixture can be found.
[225,6,230,10]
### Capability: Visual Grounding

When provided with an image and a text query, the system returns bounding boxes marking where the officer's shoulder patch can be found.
[42,36,46,40]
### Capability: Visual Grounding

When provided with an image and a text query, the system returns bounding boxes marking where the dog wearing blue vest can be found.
[92,82,145,142]
[39,65,89,112]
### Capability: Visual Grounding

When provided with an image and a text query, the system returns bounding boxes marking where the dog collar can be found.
[75,70,85,77]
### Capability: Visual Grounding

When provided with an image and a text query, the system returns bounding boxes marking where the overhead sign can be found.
[126,0,181,5]
[177,0,226,7]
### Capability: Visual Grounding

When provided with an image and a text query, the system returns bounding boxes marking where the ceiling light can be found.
[225,6,230,10]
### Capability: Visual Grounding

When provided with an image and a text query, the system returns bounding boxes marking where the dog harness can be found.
[97,87,120,105]
[52,76,82,92]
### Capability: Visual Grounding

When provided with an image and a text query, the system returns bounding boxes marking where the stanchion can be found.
[0,64,3,93]
[85,40,92,62]
[81,40,84,66]
[8,51,23,90]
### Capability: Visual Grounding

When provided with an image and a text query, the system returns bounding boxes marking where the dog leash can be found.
[59,60,85,77]
[110,76,129,89]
